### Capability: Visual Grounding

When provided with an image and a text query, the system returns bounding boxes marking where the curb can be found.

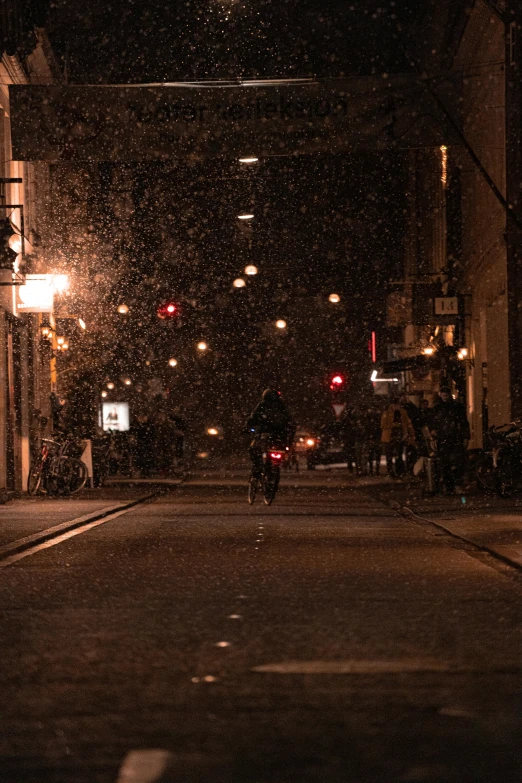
[0,492,159,562]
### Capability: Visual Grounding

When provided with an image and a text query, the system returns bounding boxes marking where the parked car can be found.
[306,422,349,469]
[294,431,318,454]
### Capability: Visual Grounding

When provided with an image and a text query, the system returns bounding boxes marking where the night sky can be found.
[42,0,471,436]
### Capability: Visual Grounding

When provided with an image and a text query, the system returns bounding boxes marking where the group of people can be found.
[246,385,470,495]
[344,386,470,493]
[129,409,185,477]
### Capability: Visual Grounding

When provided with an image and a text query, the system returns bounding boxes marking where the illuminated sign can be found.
[100,402,130,432]
[17,274,54,313]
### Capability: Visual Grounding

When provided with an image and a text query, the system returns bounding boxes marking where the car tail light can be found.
[269,451,283,460]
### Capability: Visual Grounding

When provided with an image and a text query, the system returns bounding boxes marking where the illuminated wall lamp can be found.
[371,370,399,383]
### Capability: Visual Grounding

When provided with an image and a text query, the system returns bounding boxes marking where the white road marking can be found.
[253,659,451,674]
[0,504,126,558]
[0,505,141,568]
[116,749,172,783]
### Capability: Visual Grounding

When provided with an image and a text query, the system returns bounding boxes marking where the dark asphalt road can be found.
[2,473,522,783]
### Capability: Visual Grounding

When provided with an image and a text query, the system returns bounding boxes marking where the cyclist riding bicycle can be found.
[246,388,295,477]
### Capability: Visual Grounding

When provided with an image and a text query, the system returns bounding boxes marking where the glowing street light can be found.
[8,234,22,254]
[244,265,258,275]
[52,274,69,294]
[107,382,115,390]
[276,319,287,330]
[457,347,468,360]
[237,214,254,220]
[233,278,246,288]
[78,318,86,330]
[239,157,259,164]
[197,341,208,351]
[168,358,178,367]
[207,427,219,436]
[328,293,341,303]
[117,304,129,314]
[123,378,132,386]
[101,391,108,398]
[422,346,435,356]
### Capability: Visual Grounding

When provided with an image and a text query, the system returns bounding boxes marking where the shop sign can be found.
[100,402,130,432]
[9,77,449,161]
[16,274,54,313]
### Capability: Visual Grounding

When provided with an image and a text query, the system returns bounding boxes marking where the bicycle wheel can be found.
[248,475,258,505]
[46,456,72,496]
[263,465,279,506]
[27,457,43,495]
[67,458,88,495]
[495,447,516,497]
[475,452,497,493]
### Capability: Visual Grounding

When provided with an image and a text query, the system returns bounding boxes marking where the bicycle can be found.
[248,436,288,506]
[475,422,522,496]
[28,435,88,496]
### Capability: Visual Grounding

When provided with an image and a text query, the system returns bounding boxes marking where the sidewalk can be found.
[361,475,522,569]
[0,484,173,553]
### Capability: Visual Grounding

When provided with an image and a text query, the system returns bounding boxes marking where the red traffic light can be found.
[329,373,346,391]
[157,302,178,319]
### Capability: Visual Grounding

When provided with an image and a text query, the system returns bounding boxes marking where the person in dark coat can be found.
[133,414,156,477]
[363,406,382,476]
[246,389,295,476]
[430,385,470,493]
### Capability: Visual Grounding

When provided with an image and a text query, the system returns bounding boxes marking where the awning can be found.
[378,355,438,376]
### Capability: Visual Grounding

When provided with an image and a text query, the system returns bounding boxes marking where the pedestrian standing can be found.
[400,394,421,472]
[154,410,176,476]
[364,406,382,476]
[430,386,470,494]
[380,399,415,478]
[134,414,156,477]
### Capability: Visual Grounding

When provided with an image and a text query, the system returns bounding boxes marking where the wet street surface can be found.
[2,472,522,782]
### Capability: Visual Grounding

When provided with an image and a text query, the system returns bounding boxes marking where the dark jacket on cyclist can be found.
[247,390,295,446]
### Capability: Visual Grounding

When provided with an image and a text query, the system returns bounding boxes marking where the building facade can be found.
[0,19,61,496]
[383,0,521,450]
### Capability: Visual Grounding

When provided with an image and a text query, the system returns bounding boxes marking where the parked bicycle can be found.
[475,421,522,496]
[248,436,288,506]
[28,434,88,496]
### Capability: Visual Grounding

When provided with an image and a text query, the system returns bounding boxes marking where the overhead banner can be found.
[9,78,448,161]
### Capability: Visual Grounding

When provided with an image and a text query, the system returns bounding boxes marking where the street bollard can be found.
[425,456,439,494]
